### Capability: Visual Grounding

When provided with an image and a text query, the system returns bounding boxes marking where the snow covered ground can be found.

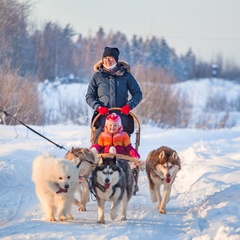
[39,78,240,127]
[1,124,240,239]
[0,79,240,239]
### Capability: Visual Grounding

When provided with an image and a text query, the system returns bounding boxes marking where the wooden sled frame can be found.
[98,153,141,165]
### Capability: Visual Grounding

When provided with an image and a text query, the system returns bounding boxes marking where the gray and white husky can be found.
[90,155,135,224]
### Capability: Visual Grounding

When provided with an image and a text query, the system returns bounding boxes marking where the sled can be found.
[90,107,144,187]
[90,107,141,152]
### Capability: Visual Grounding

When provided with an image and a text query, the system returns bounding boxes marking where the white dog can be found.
[32,154,78,221]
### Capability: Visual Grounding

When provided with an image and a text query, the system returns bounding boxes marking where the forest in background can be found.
[1,0,240,83]
[1,0,240,128]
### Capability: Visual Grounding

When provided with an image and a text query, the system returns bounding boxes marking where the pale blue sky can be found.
[27,0,240,65]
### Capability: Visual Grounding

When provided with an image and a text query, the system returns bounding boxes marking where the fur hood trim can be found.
[93,60,131,73]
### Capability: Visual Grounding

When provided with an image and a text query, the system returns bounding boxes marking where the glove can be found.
[97,106,109,115]
[129,149,140,159]
[121,104,131,115]
[90,144,102,153]
[90,147,99,154]
[109,146,117,154]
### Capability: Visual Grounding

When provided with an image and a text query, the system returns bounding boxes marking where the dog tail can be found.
[146,151,156,190]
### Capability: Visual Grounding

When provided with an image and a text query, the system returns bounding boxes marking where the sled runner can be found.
[90,107,143,186]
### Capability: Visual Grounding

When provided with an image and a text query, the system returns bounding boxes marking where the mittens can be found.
[129,149,140,159]
[90,144,102,153]
[97,106,109,115]
[90,147,98,154]
[121,104,131,115]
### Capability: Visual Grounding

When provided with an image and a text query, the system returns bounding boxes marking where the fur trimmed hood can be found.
[93,60,131,73]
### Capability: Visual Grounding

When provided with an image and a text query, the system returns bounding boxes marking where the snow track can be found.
[0,124,240,239]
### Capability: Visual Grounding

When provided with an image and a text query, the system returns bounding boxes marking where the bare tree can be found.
[0,63,44,125]
[134,67,192,127]
[0,0,30,72]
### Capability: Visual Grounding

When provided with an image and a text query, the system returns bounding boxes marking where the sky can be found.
[26,0,240,65]
[0,79,240,239]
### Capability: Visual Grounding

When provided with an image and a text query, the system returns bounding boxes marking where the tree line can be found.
[1,0,240,83]
[1,0,239,128]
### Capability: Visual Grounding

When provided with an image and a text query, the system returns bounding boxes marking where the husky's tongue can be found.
[165,177,171,183]
[104,183,110,189]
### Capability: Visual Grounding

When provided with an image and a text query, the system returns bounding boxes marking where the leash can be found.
[0,108,70,152]
[131,160,146,170]
[0,108,97,167]
[88,175,97,201]
[75,156,97,168]
[78,175,89,180]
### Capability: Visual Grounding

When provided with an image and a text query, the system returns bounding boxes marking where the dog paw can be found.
[120,216,127,221]
[67,214,74,220]
[59,215,67,221]
[47,217,56,222]
[97,219,105,224]
[159,207,166,214]
[78,206,86,211]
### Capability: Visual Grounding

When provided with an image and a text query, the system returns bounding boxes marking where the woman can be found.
[86,46,142,142]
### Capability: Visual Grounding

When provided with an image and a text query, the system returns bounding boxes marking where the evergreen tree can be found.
[130,35,143,65]
[145,36,160,67]
[170,53,184,81]
[159,38,171,69]
[181,49,195,80]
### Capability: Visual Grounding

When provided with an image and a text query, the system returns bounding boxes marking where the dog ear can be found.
[80,148,85,154]
[70,147,74,153]
[83,148,98,164]
[172,151,178,160]
[82,148,90,158]
[159,150,165,159]
[98,156,104,166]
[91,149,99,164]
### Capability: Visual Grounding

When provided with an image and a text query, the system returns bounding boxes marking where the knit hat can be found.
[102,47,120,62]
[105,113,123,132]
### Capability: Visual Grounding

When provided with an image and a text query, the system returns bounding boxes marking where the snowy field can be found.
[0,79,240,239]
[1,124,240,239]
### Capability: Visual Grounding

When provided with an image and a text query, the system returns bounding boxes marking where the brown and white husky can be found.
[146,146,181,214]
[65,147,98,211]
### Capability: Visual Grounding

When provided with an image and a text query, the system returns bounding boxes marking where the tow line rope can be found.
[131,160,146,170]
[0,107,69,153]
[0,108,97,167]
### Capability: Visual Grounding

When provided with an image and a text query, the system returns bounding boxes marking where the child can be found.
[90,113,140,159]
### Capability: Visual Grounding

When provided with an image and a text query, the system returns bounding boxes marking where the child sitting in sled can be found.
[90,113,140,159]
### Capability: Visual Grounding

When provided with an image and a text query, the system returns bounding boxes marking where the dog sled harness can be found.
[150,167,165,181]
[88,171,124,200]
[75,157,96,168]
[88,175,97,200]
